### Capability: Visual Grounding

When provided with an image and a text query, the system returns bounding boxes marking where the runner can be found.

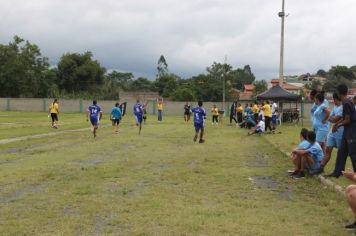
[110,102,122,134]
[87,100,102,138]
[48,98,59,129]
[192,101,207,143]
[133,100,144,134]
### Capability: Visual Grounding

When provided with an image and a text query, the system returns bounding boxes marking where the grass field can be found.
[0,112,354,235]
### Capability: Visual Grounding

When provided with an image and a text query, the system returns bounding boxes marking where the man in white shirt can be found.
[271,101,278,130]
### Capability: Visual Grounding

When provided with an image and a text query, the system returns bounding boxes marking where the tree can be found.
[106,70,134,91]
[328,65,355,81]
[157,55,168,78]
[253,80,268,96]
[0,36,54,97]
[56,51,106,94]
[154,73,178,97]
[316,69,327,77]
[170,86,196,101]
[230,65,256,90]
[323,76,352,92]
[130,77,155,91]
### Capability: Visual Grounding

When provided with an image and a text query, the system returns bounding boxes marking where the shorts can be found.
[326,133,342,148]
[51,113,58,122]
[135,114,143,124]
[272,115,277,124]
[305,154,321,171]
[316,129,328,143]
[255,128,263,133]
[184,112,191,116]
[194,122,204,132]
[90,116,99,127]
[112,118,120,125]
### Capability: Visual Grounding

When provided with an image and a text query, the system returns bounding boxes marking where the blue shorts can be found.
[272,115,277,124]
[327,133,342,148]
[316,129,328,143]
[308,160,321,172]
[135,114,143,124]
[194,122,204,131]
[90,116,99,127]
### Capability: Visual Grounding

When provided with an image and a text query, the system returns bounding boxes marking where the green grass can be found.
[0,112,354,235]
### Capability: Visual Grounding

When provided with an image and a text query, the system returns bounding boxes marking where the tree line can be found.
[0,36,260,101]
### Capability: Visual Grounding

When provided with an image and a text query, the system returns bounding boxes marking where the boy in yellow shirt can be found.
[48,98,59,129]
[262,101,273,132]
[211,104,219,125]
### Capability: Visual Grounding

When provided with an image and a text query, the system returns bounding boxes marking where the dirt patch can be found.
[246,153,271,168]
[0,147,23,154]
[249,176,280,191]
[0,182,48,204]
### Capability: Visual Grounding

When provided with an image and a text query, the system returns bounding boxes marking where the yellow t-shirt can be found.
[263,104,272,117]
[49,103,59,114]
[157,103,163,110]
[211,108,219,116]
[236,106,243,113]
[252,104,259,114]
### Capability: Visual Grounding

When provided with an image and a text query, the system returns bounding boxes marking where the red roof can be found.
[282,83,300,90]
[244,84,255,91]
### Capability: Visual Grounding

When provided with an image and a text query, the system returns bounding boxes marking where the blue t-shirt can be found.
[192,107,206,124]
[311,100,329,124]
[306,142,324,163]
[246,115,256,126]
[111,107,122,119]
[298,140,310,149]
[133,103,143,116]
[245,107,253,116]
[312,102,329,131]
[329,105,344,138]
[88,105,101,118]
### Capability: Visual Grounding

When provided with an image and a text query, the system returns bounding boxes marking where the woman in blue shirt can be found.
[312,93,330,154]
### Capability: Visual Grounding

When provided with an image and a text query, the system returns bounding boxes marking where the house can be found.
[298,74,327,84]
[270,79,302,95]
[230,84,256,100]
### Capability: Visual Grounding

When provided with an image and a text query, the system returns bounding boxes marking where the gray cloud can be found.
[1,0,355,80]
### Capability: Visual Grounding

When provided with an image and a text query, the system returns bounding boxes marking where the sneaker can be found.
[345,221,356,230]
[293,171,305,179]
[289,170,299,177]
[193,135,198,142]
[324,172,340,178]
[309,167,324,175]
[199,139,205,143]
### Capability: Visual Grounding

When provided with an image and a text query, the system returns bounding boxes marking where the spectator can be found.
[289,128,310,177]
[211,104,219,125]
[229,101,238,125]
[342,169,356,229]
[312,93,330,153]
[326,84,356,178]
[291,131,323,179]
[271,101,278,130]
[236,103,244,123]
[252,102,259,122]
[248,117,265,136]
[311,92,343,175]
[263,101,273,133]
[157,98,163,122]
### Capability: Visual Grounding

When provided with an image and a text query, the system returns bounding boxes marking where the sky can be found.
[1,0,356,80]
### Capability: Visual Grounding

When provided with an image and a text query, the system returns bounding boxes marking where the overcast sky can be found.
[1,0,356,80]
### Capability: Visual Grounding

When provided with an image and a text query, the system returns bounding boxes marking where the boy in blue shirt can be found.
[87,100,102,138]
[110,102,122,134]
[292,131,323,179]
[191,101,207,143]
[289,128,310,176]
[133,100,144,134]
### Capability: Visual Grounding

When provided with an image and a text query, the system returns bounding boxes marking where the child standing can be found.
[211,104,219,125]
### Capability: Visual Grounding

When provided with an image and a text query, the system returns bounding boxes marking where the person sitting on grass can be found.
[290,131,323,179]
[192,101,207,143]
[239,113,256,129]
[248,117,265,136]
[289,128,310,176]
[342,169,356,230]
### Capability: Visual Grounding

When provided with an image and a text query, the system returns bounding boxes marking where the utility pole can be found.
[222,55,227,112]
[278,0,285,86]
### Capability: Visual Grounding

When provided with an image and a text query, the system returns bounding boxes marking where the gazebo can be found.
[256,85,301,123]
